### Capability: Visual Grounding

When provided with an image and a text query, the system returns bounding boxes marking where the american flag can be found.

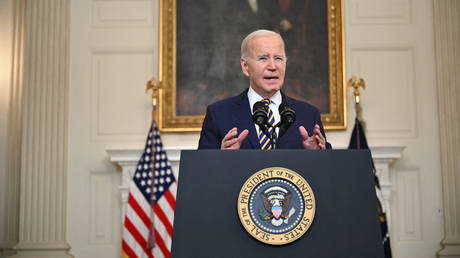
[122,122,177,258]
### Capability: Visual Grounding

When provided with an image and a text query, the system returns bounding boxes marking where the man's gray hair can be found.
[240,29,285,60]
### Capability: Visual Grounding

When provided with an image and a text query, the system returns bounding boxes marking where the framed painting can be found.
[155,0,345,132]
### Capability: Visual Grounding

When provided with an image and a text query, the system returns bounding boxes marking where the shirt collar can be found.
[247,87,282,112]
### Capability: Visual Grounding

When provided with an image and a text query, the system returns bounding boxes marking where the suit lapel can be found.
[235,90,259,149]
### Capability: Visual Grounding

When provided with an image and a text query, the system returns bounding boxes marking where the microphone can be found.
[252,101,268,127]
[278,102,296,138]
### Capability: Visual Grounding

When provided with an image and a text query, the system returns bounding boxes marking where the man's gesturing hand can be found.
[221,127,249,150]
[298,125,326,150]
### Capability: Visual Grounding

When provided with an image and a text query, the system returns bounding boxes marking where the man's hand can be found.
[298,125,326,150]
[221,127,249,150]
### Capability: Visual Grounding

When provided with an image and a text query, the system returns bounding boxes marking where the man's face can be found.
[241,36,287,98]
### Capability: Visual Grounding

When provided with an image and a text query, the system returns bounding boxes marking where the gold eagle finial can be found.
[145,78,162,110]
[348,76,366,122]
[348,75,366,104]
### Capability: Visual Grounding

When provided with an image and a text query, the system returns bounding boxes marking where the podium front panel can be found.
[171,150,384,258]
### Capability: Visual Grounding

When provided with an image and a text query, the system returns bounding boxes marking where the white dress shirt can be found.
[247,87,281,137]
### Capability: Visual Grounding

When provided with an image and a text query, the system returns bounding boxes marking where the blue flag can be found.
[348,118,392,258]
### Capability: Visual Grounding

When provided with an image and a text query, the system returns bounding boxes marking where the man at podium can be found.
[198,29,331,150]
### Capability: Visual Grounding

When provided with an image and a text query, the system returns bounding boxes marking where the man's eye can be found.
[258,57,267,61]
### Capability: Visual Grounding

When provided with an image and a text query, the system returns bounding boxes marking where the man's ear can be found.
[240,58,250,77]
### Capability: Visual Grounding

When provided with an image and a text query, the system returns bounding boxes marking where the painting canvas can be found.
[156,0,345,132]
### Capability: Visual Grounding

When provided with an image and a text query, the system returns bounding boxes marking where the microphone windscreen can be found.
[278,102,296,138]
[252,101,268,126]
[279,102,296,124]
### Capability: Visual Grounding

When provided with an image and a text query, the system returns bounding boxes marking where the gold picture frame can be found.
[156,0,345,132]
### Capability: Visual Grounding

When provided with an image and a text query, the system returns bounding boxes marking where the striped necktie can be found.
[258,98,275,150]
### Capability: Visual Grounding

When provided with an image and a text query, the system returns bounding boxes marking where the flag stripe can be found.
[164,188,176,211]
[153,246,164,258]
[153,213,172,250]
[122,229,138,252]
[154,229,170,258]
[125,217,148,252]
[157,195,175,226]
[167,182,177,202]
[127,193,152,229]
[124,224,151,258]
[122,240,138,258]
[123,227,152,258]
[154,204,173,236]
[125,205,149,239]
[129,183,153,218]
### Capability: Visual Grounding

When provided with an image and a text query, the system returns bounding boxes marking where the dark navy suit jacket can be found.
[198,90,331,149]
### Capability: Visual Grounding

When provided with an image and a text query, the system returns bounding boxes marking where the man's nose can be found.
[267,58,276,70]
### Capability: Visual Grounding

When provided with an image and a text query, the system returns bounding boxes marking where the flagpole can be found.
[347,76,393,257]
[347,75,366,127]
[145,78,161,250]
[146,77,162,120]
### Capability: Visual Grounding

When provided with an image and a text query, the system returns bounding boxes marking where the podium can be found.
[171,150,384,258]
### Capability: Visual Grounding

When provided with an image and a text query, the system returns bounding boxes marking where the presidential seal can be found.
[237,167,315,245]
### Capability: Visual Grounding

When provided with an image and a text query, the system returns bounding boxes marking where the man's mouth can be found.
[264,76,279,80]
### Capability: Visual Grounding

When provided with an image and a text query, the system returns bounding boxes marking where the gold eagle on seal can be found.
[259,186,296,226]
